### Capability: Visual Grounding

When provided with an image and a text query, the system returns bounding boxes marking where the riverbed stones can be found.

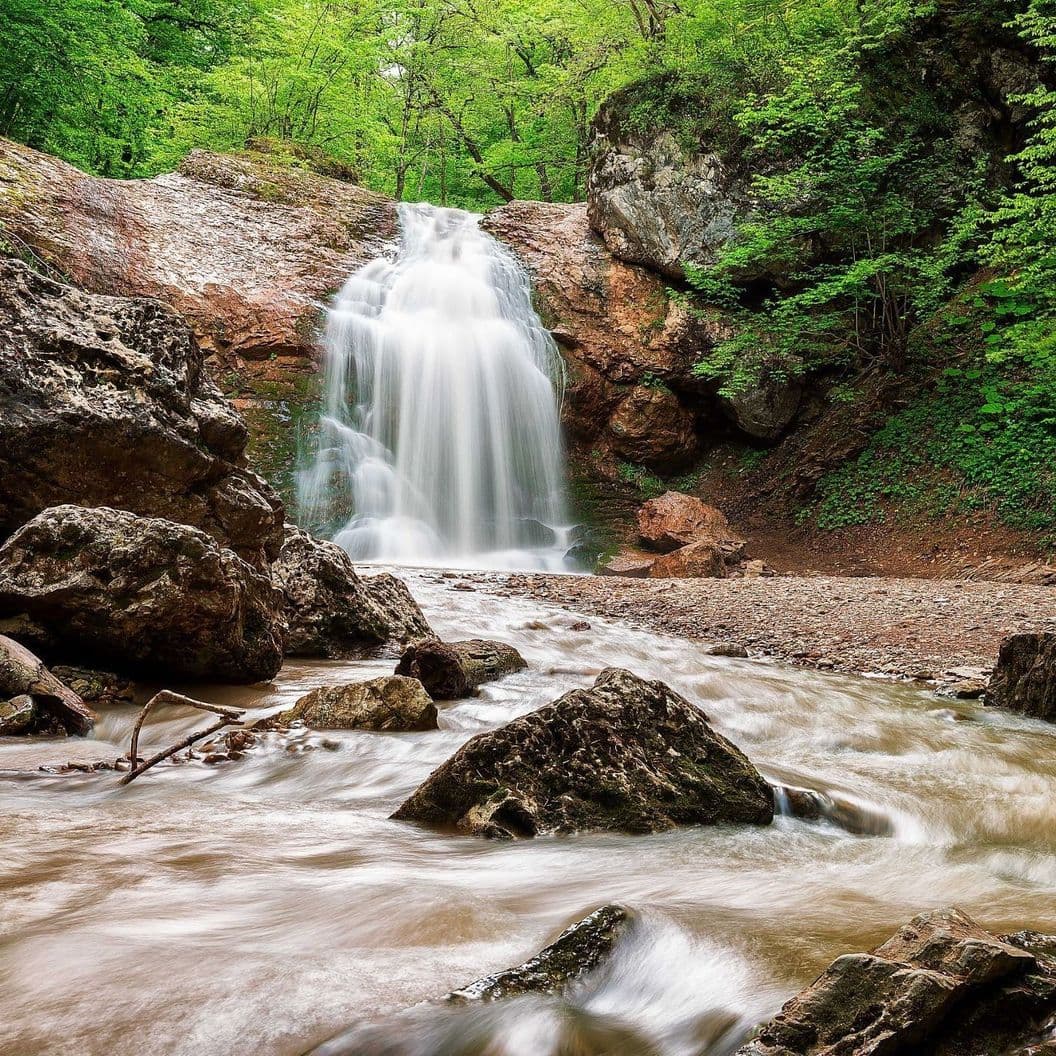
[447,904,632,1003]
[272,524,431,658]
[0,257,283,566]
[279,676,437,731]
[987,632,1056,722]
[392,667,773,837]
[395,638,527,700]
[0,505,284,683]
[0,633,96,735]
[735,908,1053,1056]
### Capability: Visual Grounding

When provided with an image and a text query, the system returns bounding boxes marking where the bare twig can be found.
[121,690,245,787]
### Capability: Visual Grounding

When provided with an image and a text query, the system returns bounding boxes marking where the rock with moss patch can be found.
[279,675,437,731]
[987,632,1056,722]
[392,667,773,837]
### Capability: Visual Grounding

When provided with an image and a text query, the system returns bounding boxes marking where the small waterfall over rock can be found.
[297,203,574,569]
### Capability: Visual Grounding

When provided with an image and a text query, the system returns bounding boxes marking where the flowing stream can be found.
[297,204,573,570]
[3,571,1056,1055]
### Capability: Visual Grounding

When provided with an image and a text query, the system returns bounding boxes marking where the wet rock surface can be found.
[0,256,283,565]
[735,908,1056,1056]
[278,676,437,732]
[395,638,527,700]
[392,667,773,837]
[0,505,284,683]
[272,525,431,658]
[0,634,96,736]
[447,904,632,1003]
[987,632,1056,723]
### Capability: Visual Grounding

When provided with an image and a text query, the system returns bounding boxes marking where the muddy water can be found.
[3,572,1056,1056]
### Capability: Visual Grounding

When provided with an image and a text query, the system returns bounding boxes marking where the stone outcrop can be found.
[392,667,773,838]
[482,200,718,470]
[0,138,396,372]
[588,76,751,279]
[278,676,437,731]
[0,505,284,683]
[987,632,1056,722]
[272,525,431,658]
[0,634,96,735]
[0,257,283,565]
[395,638,527,700]
[736,908,1056,1056]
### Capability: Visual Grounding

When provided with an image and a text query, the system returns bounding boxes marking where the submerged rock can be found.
[987,632,1056,722]
[448,905,632,1003]
[279,676,437,731]
[736,908,1055,1056]
[392,667,773,837]
[0,505,284,683]
[0,257,283,566]
[272,525,431,658]
[395,638,527,700]
[0,634,96,735]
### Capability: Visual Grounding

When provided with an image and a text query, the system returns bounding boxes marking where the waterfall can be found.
[297,203,574,570]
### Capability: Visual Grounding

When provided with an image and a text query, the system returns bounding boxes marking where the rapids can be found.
[297,204,573,570]
[3,571,1056,1055]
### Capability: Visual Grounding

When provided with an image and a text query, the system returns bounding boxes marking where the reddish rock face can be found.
[0,139,397,374]
[636,491,738,553]
[597,547,656,578]
[482,201,715,469]
[648,540,727,579]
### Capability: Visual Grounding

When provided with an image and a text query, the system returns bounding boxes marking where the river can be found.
[3,570,1056,1055]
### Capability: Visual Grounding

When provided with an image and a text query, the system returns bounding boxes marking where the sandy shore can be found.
[466,571,1056,686]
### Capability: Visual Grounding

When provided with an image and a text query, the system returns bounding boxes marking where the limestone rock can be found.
[987,632,1056,722]
[0,256,283,565]
[587,78,751,278]
[0,634,96,735]
[0,506,284,683]
[392,667,773,837]
[720,374,802,442]
[279,676,437,731]
[736,908,1050,1056]
[272,525,431,659]
[395,638,526,700]
[609,385,698,471]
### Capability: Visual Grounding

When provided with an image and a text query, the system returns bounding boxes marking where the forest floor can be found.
[467,570,1056,687]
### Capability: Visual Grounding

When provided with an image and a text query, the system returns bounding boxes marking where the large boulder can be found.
[587,76,751,278]
[272,525,431,658]
[609,384,699,471]
[720,373,802,442]
[0,634,96,735]
[0,505,284,683]
[987,632,1056,722]
[636,491,744,554]
[0,257,283,565]
[735,908,1055,1056]
[278,676,437,731]
[392,668,773,838]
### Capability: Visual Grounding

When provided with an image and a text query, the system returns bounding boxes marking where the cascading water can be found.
[297,203,574,570]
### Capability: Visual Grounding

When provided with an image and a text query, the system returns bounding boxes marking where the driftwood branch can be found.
[121,690,245,787]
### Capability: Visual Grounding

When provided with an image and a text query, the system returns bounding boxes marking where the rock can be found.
[272,525,431,658]
[278,676,437,731]
[741,559,775,579]
[395,639,527,700]
[50,666,135,707]
[0,506,284,683]
[775,785,894,837]
[0,257,284,566]
[735,908,1051,1056]
[649,540,728,579]
[587,76,751,278]
[987,632,1056,722]
[942,679,987,700]
[0,139,396,371]
[705,642,749,658]
[392,667,773,837]
[448,905,632,1003]
[637,492,741,553]
[598,547,656,578]
[609,385,699,472]
[0,634,96,735]
[721,375,802,442]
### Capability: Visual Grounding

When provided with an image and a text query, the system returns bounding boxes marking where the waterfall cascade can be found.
[297,203,574,570]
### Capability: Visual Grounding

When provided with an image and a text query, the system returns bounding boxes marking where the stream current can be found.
[3,571,1056,1055]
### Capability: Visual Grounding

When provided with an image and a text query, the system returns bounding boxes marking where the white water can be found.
[297,204,574,570]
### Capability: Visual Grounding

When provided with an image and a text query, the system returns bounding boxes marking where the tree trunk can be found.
[396,638,527,700]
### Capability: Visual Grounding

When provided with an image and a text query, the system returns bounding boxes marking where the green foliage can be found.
[616,460,666,498]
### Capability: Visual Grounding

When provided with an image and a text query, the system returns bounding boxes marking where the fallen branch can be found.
[121,690,244,786]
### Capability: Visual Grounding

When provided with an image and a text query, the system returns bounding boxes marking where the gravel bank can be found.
[472,572,1056,686]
